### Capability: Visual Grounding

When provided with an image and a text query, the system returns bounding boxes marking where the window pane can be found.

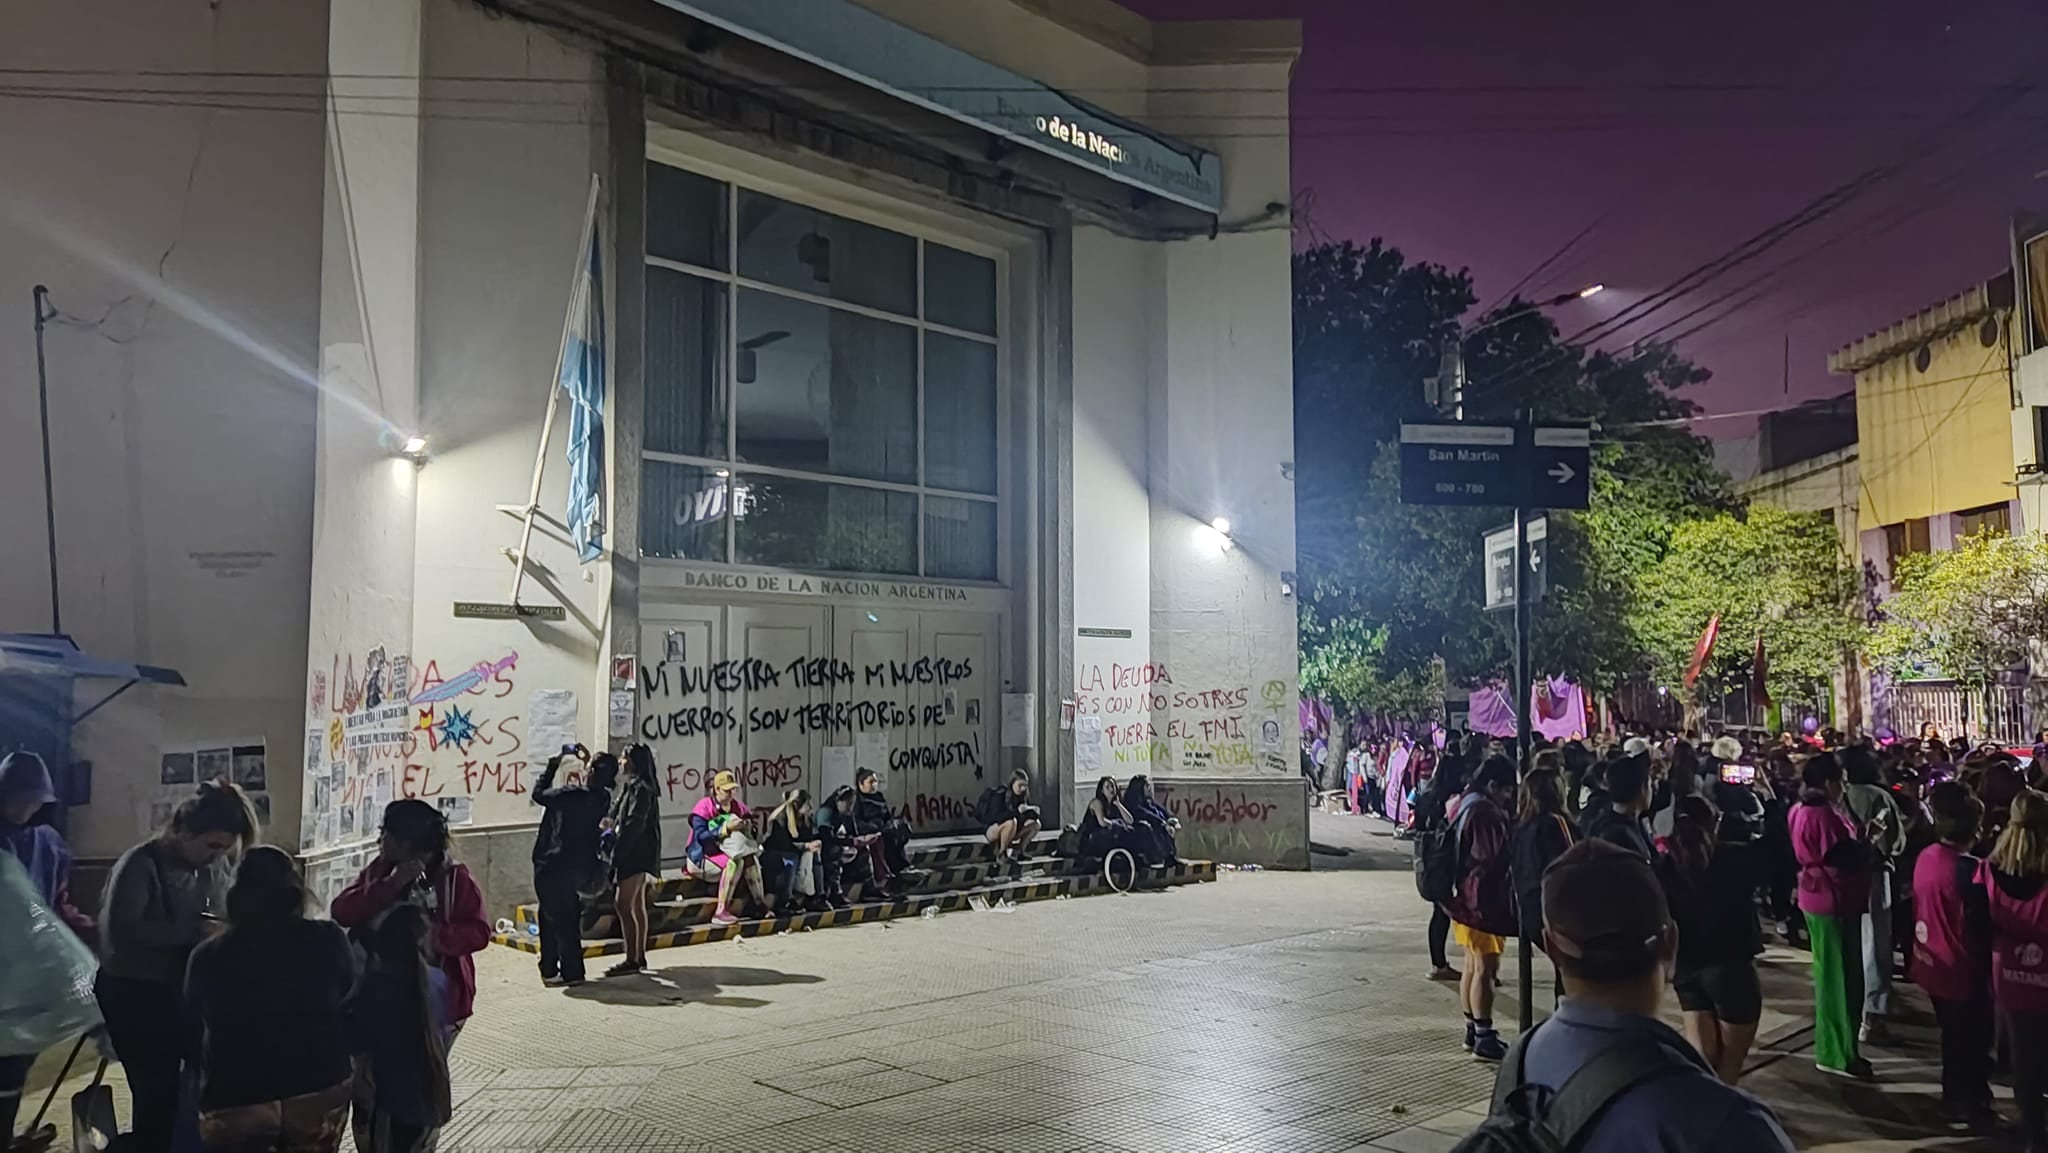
[926,497,997,581]
[925,244,997,335]
[641,461,727,561]
[734,474,916,575]
[647,162,728,270]
[736,191,915,316]
[735,288,916,484]
[644,267,727,458]
[925,332,997,494]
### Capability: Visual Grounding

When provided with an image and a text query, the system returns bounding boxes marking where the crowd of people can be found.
[1394,723,2048,1150]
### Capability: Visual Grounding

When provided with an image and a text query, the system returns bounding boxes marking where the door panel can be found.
[915,613,997,832]
[728,606,828,809]
[834,609,918,821]
[637,609,723,810]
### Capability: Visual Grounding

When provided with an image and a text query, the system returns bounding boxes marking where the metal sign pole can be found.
[1514,416,1536,1034]
[32,285,60,633]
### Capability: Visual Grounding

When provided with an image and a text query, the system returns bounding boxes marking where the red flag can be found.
[1682,613,1721,690]
[1749,633,1771,711]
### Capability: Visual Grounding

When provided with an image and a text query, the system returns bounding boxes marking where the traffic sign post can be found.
[1399,417,1589,1036]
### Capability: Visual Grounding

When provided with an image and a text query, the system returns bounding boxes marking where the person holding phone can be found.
[529,747,616,987]
[331,799,491,1032]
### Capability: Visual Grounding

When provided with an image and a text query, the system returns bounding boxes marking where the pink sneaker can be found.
[711,909,738,926]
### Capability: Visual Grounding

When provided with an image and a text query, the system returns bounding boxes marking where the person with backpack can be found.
[1414,749,1472,982]
[1452,839,1795,1153]
[330,799,490,1034]
[1981,787,2048,1148]
[1445,756,1519,1062]
[1913,782,1996,1131]
[1510,762,1577,1004]
[347,905,455,1153]
[1843,744,1905,1042]
[1656,796,1763,1083]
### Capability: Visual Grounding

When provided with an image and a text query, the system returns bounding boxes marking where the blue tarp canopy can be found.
[0,633,184,687]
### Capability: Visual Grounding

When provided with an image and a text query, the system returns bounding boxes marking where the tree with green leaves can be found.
[1293,239,1731,725]
[1635,504,1863,713]
[1869,531,2048,691]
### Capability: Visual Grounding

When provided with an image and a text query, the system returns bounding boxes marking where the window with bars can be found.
[639,160,1001,581]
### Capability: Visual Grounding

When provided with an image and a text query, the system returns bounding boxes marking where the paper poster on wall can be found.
[160,753,195,786]
[608,689,635,738]
[195,747,231,783]
[528,689,579,758]
[251,793,272,827]
[853,730,887,776]
[231,744,267,790]
[437,796,473,825]
[1075,715,1103,772]
[1002,693,1037,749]
[822,745,857,797]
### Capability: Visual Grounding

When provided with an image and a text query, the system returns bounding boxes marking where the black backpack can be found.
[1414,800,1471,904]
[1450,1024,1693,1153]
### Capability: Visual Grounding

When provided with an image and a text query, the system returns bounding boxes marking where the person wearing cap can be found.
[530,747,617,986]
[1445,755,1519,1062]
[1580,752,1655,861]
[1498,839,1795,1152]
[1790,752,1874,1079]
[688,770,768,926]
[2,750,93,1153]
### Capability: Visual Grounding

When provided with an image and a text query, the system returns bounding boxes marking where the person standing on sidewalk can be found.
[1581,752,1656,861]
[1791,753,1875,1081]
[0,751,94,1153]
[1414,747,1470,982]
[1844,744,1906,1043]
[1982,788,2048,1150]
[530,748,616,986]
[603,745,663,977]
[1657,796,1764,1083]
[1445,756,1519,1062]
[1913,782,1996,1131]
[330,799,491,1034]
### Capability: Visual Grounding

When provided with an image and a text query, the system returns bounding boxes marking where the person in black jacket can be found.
[530,748,615,986]
[1658,795,1765,1083]
[762,790,827,913]
[814,786,871,907]
[851,769,918,889]
[1414,749,1471,981]
[1511,761,1578,1001]
[977,769,1042,865]
[1581,752,1656,860]
[1124,775,1181,866]
[604,745,662,978]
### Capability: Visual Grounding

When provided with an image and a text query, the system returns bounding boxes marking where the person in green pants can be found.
[1790,752,1875,1079]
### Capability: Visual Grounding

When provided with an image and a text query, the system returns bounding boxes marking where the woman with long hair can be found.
[332,799,491,1030]
[763,789,826,912]
[1791,753,1874,1080]
[688,770,767,926]
[1982,788,2048,1146]
[100,779,259,1152]
[1659,795,1765,1082]
[604,745,663,976]
[1080,776,1159,865]
[1509,764,1577,1002]
[1416,749,1471,982]
[348,905,454,1153]
[184,846,355,1152]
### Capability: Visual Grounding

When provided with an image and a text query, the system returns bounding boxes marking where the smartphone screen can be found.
[1721,764,1755,784]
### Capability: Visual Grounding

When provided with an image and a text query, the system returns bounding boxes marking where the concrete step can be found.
[491,858,1216,958]
[604,830,1060,908]
[513,855,1078,938]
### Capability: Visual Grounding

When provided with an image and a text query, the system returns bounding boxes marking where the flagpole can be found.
[509,174,600,606]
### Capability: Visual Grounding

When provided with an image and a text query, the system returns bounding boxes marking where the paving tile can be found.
[1363,1125,1465,1153]
[788,1068,947,1107]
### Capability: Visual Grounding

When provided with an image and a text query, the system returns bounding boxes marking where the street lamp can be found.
[1430,283,1604,419]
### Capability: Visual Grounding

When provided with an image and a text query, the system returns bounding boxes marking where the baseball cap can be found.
[1622,736,1650,757]
[0,751,58,808]
[711,770,738,793]
[1542,839,1670,979]
[1712,735,1744,762]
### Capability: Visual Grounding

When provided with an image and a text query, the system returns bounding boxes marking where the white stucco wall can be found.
[2014,348,2048,534]
[0,0,326,857]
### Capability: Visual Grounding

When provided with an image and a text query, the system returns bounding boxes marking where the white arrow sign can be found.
[1548,461,1575,484]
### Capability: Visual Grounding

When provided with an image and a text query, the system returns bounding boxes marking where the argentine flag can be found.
[561,219,606,563]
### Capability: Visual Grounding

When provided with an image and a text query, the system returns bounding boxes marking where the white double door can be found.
[637,602,998,833]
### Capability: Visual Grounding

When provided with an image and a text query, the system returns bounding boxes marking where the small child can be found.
[349,905,455,1153]
[1912,782,1995,1130]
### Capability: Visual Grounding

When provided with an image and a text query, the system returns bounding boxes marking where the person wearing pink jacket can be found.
[1913,783,1994,1131]
[1981,789,2048,1151]
[1789,753,1873,1080]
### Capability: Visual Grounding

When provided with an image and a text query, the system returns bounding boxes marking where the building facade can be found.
[1,0,1306,906]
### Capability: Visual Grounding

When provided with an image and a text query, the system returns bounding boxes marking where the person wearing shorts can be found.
[1658,795,1765,1081]
[976,769,1042,865]
[1444,756,1520,1062]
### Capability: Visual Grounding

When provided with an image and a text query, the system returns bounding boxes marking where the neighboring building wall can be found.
[2012,347,2048,533]
[1737,448,1865,727]
[1852,307,2013,533]
[0,0,327,857]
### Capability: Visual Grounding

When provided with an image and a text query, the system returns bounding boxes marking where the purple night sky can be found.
[1126,0,2048,433]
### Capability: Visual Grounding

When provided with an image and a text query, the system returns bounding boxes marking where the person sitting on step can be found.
[851,769,919,891]
[977,769,1043,866]
[762,789,829,913]
[815,786,875,906]
[1123,775,1181,866]
[1080,776,1168,868]
[687,771,769,927]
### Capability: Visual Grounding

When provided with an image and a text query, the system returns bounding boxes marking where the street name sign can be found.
[1398,422,1592,510]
